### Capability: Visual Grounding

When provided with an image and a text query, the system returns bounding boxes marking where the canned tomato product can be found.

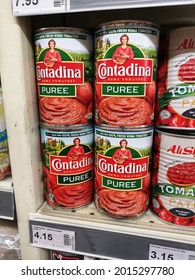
[0,78,11,179]
[94,125,153,218]
[156,27,195,129]
[94,20,160,128]
[40,124,94,209]
[34,27,93,126]
[151,129,195,226]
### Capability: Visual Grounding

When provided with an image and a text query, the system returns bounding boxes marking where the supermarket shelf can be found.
[69,0,195,12]
[29,202,195,260]
[0,176,15,220]
[12,0,195,16]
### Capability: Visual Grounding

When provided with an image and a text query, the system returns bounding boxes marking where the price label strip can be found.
[149,244,195,260]
[32,225,75,251]
[12,0,70,16]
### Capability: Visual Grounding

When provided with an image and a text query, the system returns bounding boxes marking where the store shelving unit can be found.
[0,0,195,259]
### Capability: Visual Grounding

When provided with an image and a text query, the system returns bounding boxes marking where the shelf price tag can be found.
[12,0,69,16]
[149,244,195,260]
[32,225,75,251]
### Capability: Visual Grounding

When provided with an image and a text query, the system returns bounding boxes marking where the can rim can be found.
[40,122,93,131]
[95,124,154,132]
[34,27,91,35]
[155,127,195,138]
[170,26,195,33]
[95,19,160,31]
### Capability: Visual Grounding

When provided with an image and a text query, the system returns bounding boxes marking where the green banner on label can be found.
[102,84,145,96]
[103,177,141,190]
[153,183,195,199]
[159,83,195,108]
[57,170,93,185]
[39,85,75,97]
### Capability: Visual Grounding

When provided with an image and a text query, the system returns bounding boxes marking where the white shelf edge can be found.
[0,176,13,192]
[12,0,195,16]
[30,201,195,246]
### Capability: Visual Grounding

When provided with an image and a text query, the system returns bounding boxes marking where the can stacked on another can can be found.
[34,27,94,209]
[94,20,160,218]
[151,27,195,226]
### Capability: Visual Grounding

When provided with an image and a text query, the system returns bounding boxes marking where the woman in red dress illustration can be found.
[67,138,85,161]
[112,139,132,164]
[43,39,62,67]
[112,34,134,64]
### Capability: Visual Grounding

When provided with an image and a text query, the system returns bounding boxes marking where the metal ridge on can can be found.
[96,19,160,30]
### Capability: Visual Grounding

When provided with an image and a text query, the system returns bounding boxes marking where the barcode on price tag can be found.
[149,244,195,260]
[32,225,75,251]
[12,0,69,16]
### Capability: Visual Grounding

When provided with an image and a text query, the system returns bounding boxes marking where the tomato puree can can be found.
[34,27,93,126]
[94,125,153,218]
[40,124,94,209]
[156,27,195,130]
[151,129,195,226]
[94,20,160,128]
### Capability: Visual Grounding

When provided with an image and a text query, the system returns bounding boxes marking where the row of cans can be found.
[34,21,195,130]
[41,124,195,226]
[34,20,195,227]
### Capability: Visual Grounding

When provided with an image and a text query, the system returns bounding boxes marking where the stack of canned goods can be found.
[94,20,160,218]
[34,27,94,209]
[151,27,195,226]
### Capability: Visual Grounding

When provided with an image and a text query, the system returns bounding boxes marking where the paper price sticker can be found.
[32,225,75,251]
[12,0,68,15]
[149,244,195,260]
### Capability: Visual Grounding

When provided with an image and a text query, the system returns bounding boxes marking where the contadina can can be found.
[34,27,93,126]
[94,125,153,218]
[151,129,195,226]
[94,20,160,128]
[40,124,94,209]
[156,27,195,130]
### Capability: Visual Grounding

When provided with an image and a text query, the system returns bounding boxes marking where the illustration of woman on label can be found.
[112,34,134,64]
[43,39,62,67]
[67,138,85,161]
[112,139,132,164]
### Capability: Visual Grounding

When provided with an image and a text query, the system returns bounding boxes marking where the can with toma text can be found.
[156,27,195,130]
[151,129,195,226]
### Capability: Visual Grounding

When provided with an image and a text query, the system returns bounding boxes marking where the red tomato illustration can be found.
[77,82,93,106]
[159,109,172,125]
[158,208,174,223]
[173,217,191,226]
[169,114,187,127]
